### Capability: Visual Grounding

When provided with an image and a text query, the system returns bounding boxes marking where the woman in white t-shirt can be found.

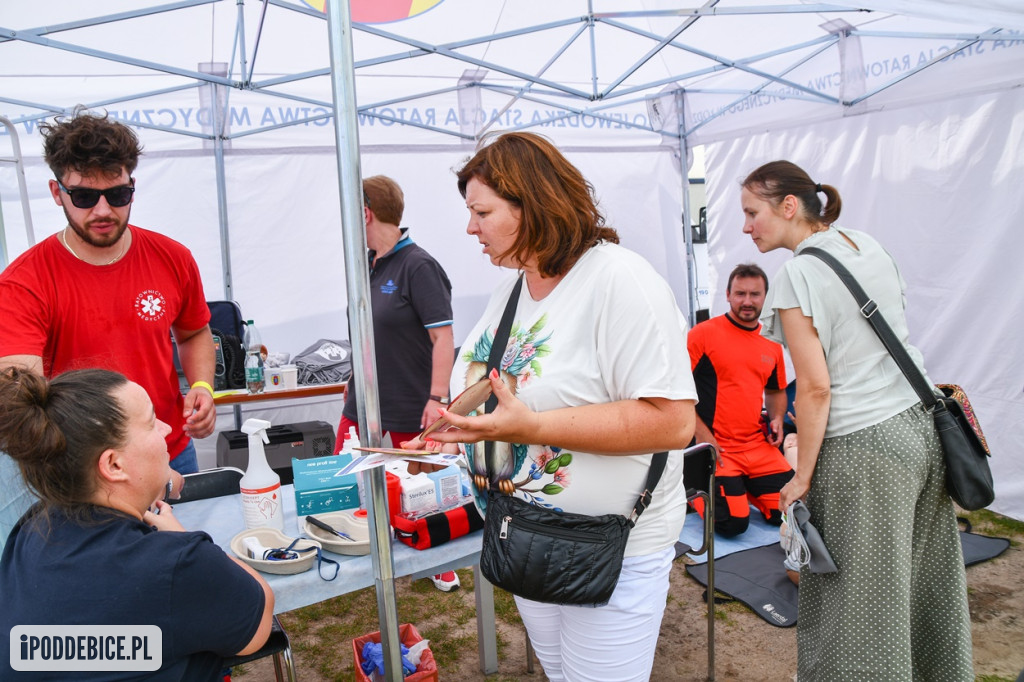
[409,132,697,681]
[742,160,972,680]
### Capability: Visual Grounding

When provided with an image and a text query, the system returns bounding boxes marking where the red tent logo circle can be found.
[301,0,445,23]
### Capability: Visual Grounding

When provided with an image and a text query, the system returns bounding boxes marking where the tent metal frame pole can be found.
[5,31,236,87]
[682,39,835,138]
[325,2,403,680]
[211,89,233,302]
[676,91,698,328]
[0,0,217,42]
[601,16,837,104]
[235,0,251,85]
[0,116,36,269]
[599,4,709,99]
[355,23,592,99]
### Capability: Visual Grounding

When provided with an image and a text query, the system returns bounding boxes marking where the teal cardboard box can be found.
[292,456,361,517]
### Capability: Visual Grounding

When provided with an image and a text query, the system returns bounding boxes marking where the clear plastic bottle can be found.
[243,319,265,394]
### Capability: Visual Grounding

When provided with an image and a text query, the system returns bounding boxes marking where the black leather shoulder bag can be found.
[802,246,993,510]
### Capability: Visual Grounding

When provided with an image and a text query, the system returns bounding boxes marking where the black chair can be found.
[177,467,296,682]
[223,618,295,682]
[682,443,717,682]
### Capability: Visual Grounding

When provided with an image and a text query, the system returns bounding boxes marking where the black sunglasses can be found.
[57,179,135,209]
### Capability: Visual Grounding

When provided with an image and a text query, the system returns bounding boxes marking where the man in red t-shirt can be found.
[0,110,216,476]
[688,263,793,536]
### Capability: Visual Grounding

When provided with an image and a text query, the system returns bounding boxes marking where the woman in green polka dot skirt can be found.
[740,160,973,681]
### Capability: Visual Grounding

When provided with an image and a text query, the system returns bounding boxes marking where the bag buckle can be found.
[629,489,653,525]
[860,299,878,318]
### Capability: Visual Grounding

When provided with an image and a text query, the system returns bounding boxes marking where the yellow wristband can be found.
[191,380,215,395]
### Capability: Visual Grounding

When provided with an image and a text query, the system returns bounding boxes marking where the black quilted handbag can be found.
[480,464,663,605]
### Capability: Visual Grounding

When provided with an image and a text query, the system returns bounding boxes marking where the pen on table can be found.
[307,515,356,541]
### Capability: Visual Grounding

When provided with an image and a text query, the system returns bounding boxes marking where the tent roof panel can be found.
[1,0,1022,145]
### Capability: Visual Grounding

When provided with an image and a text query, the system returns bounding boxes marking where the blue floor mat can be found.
[676,508,780,564]
[684,530,1009,628]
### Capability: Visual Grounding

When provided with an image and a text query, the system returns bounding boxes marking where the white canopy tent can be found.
[1,1,1021,507]
[2,2,1023,676]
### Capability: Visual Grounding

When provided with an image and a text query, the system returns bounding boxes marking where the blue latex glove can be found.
[360,642,416,676]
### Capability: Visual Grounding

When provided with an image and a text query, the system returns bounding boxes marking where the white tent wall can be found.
[2,0,1023,496]
[0,142,687,468]
[703,85,1024,521]
[1,143,686,352]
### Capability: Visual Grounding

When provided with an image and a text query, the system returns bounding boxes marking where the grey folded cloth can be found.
[787,500,838,574]
[292,339,352,386]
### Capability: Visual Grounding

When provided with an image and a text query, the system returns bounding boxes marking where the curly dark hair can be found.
[40,107,143,181]
[456,132,619,278]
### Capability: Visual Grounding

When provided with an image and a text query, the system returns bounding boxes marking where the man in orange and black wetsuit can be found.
[688,263,793,537]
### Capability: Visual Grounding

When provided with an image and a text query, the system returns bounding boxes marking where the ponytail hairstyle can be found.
[0,367,130,518]
[741,160,842,227]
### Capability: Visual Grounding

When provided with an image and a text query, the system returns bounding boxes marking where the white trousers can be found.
[515,546,675,682]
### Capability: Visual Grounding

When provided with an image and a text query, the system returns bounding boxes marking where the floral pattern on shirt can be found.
[462,313,574,509]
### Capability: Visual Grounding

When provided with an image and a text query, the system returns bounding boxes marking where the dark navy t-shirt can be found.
[0,505,265,681]
[343,232,453,432]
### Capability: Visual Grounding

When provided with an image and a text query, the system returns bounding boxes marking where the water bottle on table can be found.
[243,319,265,394]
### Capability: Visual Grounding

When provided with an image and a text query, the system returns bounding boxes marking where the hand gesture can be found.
[183,384,216,439]
[143,500,186,532]
[425,369,538,446]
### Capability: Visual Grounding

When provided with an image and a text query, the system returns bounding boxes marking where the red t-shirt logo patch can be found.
[135,290,167,321]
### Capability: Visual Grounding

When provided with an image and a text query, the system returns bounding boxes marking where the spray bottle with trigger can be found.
[239,418,284,531]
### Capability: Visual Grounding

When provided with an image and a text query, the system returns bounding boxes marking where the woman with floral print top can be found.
[407,132,697,682]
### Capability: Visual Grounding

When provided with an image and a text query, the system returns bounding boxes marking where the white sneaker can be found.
[429,571,460,592]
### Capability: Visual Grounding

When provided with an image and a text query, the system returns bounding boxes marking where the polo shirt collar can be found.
[368,228,413,267]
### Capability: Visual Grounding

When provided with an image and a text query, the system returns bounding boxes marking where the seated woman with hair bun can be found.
[0,367,274,681]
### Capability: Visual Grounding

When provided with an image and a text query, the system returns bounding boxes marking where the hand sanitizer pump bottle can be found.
[239,418,284,530]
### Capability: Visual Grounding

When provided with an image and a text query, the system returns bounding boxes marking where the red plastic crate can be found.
[352,622,438,682]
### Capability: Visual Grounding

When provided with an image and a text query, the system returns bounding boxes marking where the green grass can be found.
[963,508,1024,546]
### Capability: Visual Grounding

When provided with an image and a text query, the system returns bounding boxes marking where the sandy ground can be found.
[240,521,1023,681]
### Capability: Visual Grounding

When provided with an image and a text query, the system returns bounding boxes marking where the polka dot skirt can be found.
[797,403,973,681]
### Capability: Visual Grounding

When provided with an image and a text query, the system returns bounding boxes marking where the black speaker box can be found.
[215,421,335,485]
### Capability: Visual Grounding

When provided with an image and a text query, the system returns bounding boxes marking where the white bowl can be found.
[230,527,321,575]
[303,511,371,555]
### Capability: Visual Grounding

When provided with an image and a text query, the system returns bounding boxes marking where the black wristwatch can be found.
[429,394,450,405]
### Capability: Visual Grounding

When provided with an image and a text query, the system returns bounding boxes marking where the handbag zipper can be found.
[499,514,610,542]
